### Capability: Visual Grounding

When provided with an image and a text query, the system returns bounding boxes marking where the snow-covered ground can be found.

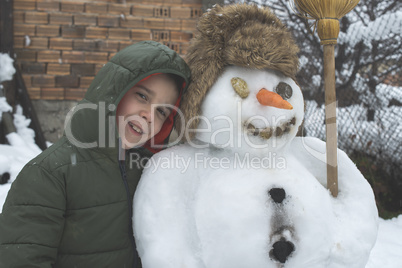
[366,216,402,268]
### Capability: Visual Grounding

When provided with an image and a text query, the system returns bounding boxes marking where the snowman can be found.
[133,4,378,268]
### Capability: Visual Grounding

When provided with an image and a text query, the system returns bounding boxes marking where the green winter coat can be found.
[0,41,191,268]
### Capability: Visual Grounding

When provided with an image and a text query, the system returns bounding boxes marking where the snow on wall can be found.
[0,53,16,84]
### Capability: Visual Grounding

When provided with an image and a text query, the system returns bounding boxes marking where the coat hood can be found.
[178,4,300,137]
[65,41,191,155]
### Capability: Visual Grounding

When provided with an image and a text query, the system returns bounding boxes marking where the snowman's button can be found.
[269,188,286,203]
[270,239,295,263]
[0,172,10,184]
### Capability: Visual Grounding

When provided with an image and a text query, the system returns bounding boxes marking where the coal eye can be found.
[231,77,249,99]
[275,82,293,100]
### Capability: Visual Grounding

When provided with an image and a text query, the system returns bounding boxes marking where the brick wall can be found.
[13,0,202,101]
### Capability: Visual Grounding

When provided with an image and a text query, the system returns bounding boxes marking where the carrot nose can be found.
[256,89,293,110]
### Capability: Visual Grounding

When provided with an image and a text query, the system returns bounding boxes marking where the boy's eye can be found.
[157,108,167,117]
[136,92,147,101]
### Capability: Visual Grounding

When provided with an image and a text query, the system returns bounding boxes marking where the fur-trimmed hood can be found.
[179,4,299,137]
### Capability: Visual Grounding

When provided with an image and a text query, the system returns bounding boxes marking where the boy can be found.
[0,41,191,267]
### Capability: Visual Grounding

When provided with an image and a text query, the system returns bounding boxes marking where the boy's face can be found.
[116,74,179,149]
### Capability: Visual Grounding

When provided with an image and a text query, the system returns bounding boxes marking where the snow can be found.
[311,74,321,87]
[0,52,42,211]
[298,55,308,69]
[376,83,402,105]
[339,10,402,46]
[0,53,16,83]
[366,216,402,268]
[0,104,42,168]
[0,106,42,212]
[24,35,31,47]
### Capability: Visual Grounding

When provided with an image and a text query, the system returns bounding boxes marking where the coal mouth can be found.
[245,117,296,140]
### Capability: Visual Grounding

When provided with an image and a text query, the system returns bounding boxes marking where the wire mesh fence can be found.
[295,2,402,217]
[300,16,402,176]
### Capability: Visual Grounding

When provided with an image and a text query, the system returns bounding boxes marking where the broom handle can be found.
[324,45,338,197]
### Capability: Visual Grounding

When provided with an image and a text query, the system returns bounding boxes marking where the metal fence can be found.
[300,16,402,179]
[294,4,402,216]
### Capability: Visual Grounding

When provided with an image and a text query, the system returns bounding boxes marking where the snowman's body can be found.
[133,67,378,268]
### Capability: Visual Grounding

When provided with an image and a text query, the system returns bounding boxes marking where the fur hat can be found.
[178,4,300,138]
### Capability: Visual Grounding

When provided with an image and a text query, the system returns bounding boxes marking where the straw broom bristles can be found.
[292,0,360,44]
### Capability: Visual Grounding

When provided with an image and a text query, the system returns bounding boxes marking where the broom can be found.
[291,0,360,197]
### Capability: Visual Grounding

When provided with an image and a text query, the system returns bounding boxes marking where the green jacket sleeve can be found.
[0,163,66,267]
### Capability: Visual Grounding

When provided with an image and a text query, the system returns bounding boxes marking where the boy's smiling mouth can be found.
[128,121,144,135]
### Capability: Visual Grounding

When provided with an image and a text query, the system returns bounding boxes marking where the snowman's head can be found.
[178,4,301,156]
[195,66,304,154]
